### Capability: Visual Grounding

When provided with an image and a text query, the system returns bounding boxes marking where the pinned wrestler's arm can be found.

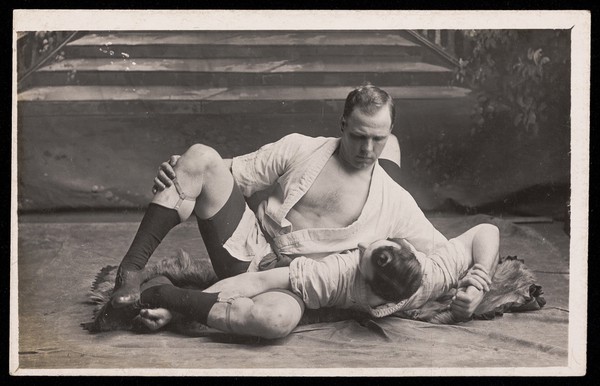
[450,224,500,321]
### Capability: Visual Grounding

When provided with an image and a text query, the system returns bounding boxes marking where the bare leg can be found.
[208,291,304,339]
[152,144,235,221]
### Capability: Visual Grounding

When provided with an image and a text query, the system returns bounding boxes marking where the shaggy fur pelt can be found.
[82,251,545,334]
[394,256,546,324]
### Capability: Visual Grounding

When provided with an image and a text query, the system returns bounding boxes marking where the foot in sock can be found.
[88,297,142,332]
[111,203,181,307]
[88,275,174,332]
[140,284,219,325]
[111,267,143,307]
[138,308,174,331]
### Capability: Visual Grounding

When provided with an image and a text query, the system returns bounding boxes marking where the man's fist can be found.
[450,285,485,322]
[458,263,492,292]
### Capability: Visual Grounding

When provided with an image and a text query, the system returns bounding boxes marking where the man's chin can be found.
[355,158,375,168]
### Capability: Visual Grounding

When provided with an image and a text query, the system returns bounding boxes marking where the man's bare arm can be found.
[456,223,500,281]
[451,224,500,321]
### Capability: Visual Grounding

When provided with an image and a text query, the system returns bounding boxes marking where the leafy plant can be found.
[455,30,570,138]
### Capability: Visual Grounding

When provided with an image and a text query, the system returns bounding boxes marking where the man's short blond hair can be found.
[342,84,395,125]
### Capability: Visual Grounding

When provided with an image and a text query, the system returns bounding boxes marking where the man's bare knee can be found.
[250,303,299,339]
[177,144,223,177]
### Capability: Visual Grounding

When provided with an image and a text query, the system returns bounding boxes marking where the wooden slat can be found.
[19,85,471,102]
[38,57,452,74]
[69,31,420,47]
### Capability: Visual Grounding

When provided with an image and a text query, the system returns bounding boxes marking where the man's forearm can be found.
[470,225,500,278]
[204,268,292,298]
[450,225,500,321]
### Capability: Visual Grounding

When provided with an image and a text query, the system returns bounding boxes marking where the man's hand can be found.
[152,155,180,194]
[450,285,485,322]
[258,253,294,271]
[457,263,492,293]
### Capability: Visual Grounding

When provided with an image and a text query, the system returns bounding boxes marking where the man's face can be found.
[339,106,392,169]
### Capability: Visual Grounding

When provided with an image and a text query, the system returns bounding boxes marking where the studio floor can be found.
[13,213,571,375]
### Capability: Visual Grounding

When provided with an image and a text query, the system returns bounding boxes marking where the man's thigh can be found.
[196,180,251,279]
[192,153,236,220]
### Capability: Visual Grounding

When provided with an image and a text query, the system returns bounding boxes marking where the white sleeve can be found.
[391,188,448,255]
[230,133,302,197]
[423,239,472,300]
[400,241,469,310]
[288,254,350,309]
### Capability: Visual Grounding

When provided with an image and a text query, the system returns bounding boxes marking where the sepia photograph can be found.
[11,10,589,376]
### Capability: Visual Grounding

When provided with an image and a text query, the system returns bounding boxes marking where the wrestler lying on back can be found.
[135,224,498,339]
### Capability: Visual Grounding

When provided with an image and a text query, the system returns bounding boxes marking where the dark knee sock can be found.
[140,284,219,325]
[120,203,181,271]
[140,275,173,292]
[378,158,402,185]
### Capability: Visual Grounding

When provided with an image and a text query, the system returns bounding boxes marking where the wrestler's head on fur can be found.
[358,240,423,303]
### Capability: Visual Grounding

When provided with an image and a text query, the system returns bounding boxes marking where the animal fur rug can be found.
[82,250,545,334]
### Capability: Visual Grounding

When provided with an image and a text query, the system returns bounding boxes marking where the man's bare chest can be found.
[290,159,371,227]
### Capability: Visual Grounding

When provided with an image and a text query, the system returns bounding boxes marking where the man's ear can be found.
[340,117,346,132]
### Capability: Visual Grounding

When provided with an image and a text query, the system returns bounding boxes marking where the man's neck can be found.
[334,147,376,175]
